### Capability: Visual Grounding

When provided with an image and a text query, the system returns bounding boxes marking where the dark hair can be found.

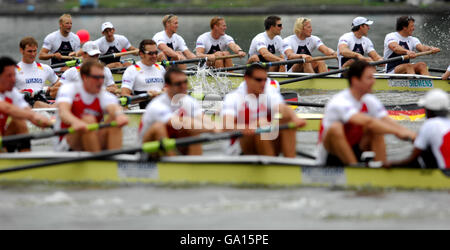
[0,57,16,75]
[346,60,374,86]
[396,16,414,31]
[139,39,157,53]
[264,16,281,30]
[19,37,38,50]
[425,109,448,119]
[351,25,361,32]
[80,60,104,77]
[164,67,185,85]
[244,63,268,77]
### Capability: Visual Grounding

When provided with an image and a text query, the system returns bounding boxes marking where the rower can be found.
[317,60,416,166]
[386,89,449,169]
[0,57,53,152]
[283,17,337,73]
[221,64,306,157]
[337,17,383,69]
[57,41,119,95]
[120,39,166,109]
[140,67,220,156]
[15,37,60,108]
[55,61,128,152]
[94,22,138,69]
[195,16,246,68]
[248,16,292,72]
[383,16,440,75]
[38,14,81,72]
[152,14,197,70]
[443,65,450,80]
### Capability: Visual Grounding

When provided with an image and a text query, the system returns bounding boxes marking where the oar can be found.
[50,58,82,69]
[0,121,118,148]
[286,101,422,110]
[100,49,139,60]
[279,51,436,86]
[0,123,298,175]
[213,55,337,72]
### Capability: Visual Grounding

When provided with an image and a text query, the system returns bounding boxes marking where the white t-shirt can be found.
[60,64,115,87]
[15,61,58,92]
[121,61,166,92]
[42,30,81,57]
[317,89,388,165]
[236,78,280,93]
[337,32,375,68]
[94,35,132,55]
[0,88,29,109]
[248,32,290,59]
[195,32,235,54]
[222,80,284,124]
[414,117,450,170]
[152,30,189,52]
[139,93,202,138]
[283,35,324,56]
[383,32,422,73]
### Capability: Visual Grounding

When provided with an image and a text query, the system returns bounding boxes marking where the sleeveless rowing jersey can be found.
[248,32,290,62]
[60,64,115,87]
[195,32,235,54]
[0,88,29,134]
[94,35,132,65]
[414,117,450,169]
[283,34,324,71]
[139,92,202,140]
[337,32,375,68]
[121,61,166,92]
[15,61,58,93]
[316,89,387,165]
[42,30,81,65]
[55,81,118,129]
[383,32,422,73]
[222,80,284,126]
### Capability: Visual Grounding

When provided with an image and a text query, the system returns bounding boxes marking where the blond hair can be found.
[59,14,72,24]
[162,14,178,27]
[210,16,224,30]
[293,17,311,35]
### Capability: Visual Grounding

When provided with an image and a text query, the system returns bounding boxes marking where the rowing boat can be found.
[112,72,450,92]
[0,152,448,190]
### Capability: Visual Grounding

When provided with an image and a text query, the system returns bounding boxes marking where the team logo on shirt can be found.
[135,65,142,71]
[36,63,43,70]
[25,78,43,84]
[145,78,164,84]
[16,65,22,72]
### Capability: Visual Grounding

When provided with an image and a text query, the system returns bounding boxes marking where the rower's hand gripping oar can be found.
[0,123,298,175]
[278,50,436,86]
[0,121,118,148]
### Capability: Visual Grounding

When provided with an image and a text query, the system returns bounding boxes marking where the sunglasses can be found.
[276,24,282,28]
[171,79,188,87]
[88,74,105,80]
[252,76,267,83]
[143,50,158,56]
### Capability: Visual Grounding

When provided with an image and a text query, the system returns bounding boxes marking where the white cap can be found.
[352,17,374,27]
[82,41,101,56]
[101,22,114,32]
[418,89,449,111]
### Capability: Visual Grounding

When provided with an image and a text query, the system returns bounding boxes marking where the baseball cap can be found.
[82,41,101,56]
[352,17,374,27]
[418,89,449,111]
[101,22,114,32]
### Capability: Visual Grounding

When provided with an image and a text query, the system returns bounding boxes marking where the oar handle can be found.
[215,54,242,60]
[50,58,81,69]
[119,93,152,106]
[306,55,337,62]
[100,49,139,59]
[160,58,206,66]
[0,121,118,147]
[60,55,78,60]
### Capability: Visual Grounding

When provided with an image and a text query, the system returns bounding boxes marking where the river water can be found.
[0,14,449,230]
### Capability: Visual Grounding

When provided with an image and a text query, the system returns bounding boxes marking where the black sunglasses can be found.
[88,74,105,80]
[171,79,188,87]
[276,24,282,28]
[252,76,267,83]
[143,50,158,56]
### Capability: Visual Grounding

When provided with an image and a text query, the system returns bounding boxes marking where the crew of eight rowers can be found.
[0,14,449,169]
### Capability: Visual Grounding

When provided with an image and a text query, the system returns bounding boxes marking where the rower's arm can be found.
[442,70,450,80]
[158,43,179,60]
[368,50,383,62]
[388,41,411,55]
[58,102,85,127]
[39,48,55,61]
[182,49,197,59]
[0,102,34,121]
[48,80,61,99]
[416,44,440,54]
[386,148,422,168]
[228,43,246,57]
[106,84,120,96]
[120,88,132,97]
[105,104,128,127]
[338,44,365,60]
[284,48,309,60]
[259,48,283,62]
[318,45,337,57]
[195,47,209,59]
[127,46,139,56]
[348,113,415,140]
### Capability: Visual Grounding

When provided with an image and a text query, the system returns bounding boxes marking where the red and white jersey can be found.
[55,81,118,129]
[221,80,284,125]
[60,64,115,87]
[414,117,450,169]
[317,89,388,164]
[121,61,166,92]
[237,78,280,93]
[248,32,290,58]
[15,61,58,93]
[139,93,202,139]
[0,88,29,133]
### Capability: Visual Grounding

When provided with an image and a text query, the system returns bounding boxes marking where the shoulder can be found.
[94,36,104,43]
[45,30,59,39]
[361,93,383,107]
[69,32,81,42]
[41,63,53,72]
[197,32,209,39]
